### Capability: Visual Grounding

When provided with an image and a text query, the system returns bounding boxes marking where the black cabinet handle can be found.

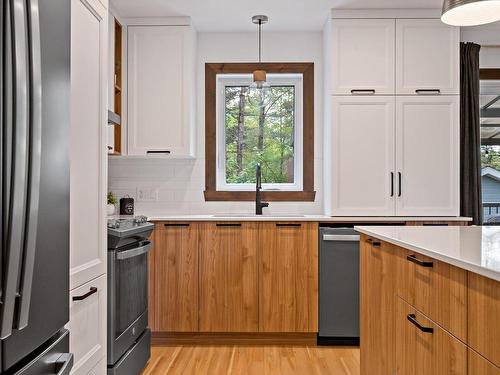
[72,287,98,302]
[407,314,434,333]
[407,254,433,268]
[366,238,381,248]
[390,172,394,197]
[398,172,402,197]
[147,150,171,154]
[216,223,242,227]
[276,223,302,227]
[415,89,441,95]
[164,223,190,227]
[351,89,376,95]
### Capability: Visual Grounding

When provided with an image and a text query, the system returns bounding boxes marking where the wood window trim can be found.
[204,62,315,202]
[480,69,500,80]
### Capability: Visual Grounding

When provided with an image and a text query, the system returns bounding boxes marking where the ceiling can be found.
[111,0,444,31]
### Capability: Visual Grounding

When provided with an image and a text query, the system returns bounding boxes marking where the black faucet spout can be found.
[256,163,269,215]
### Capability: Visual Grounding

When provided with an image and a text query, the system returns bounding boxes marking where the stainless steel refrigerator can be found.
[1,0,72,373]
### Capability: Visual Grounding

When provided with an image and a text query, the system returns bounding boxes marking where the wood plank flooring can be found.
[142,345,360,375]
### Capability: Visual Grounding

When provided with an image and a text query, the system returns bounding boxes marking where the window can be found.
[480,69,500,224]
[204,63,315,201]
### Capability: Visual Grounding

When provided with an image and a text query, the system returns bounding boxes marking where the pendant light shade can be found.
[441,0,500,26]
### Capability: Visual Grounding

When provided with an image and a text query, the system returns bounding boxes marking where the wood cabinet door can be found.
[154,223,199,332]
[360,236,396,375]
[331,19,395,95]
[396,19,459,95]
[329,96,395,216]
[259,222,318,333]
[469,272,500,369]
[469,349,500,375]
[70,0,107,291]
[199,223,259,332]
[127,26,194,156]
[395,297,467,375]
[395,96,459,216]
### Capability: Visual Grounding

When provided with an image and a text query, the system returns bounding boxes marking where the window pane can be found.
[224,85,295,184]
[480,79,500,224]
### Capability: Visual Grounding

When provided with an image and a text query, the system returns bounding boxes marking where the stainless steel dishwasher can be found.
[318,227,360,345]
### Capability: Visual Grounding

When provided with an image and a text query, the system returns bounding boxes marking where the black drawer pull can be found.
[72,287,98,302]
[276,223,301,227]
[351,89,376,94]
[366,238,381,248]
[415,89,441,95]
[164,223,190,227]
[407,314,434,333]
[407,254,433,268]
[147,150,171,154]
[216,223,242,227]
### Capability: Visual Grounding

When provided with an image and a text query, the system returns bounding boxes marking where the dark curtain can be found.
[460,42,482,225]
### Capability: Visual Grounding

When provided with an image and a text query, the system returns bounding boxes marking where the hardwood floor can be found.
[142,345,360,375]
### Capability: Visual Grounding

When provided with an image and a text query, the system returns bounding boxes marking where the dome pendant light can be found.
[248,15,270,105]
[441,0,500,26]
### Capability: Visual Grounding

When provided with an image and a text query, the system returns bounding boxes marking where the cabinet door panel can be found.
[396,19,459,95]
[330,96,395,216]
[259,222,318,333]
[128,26,194,156]
[199,223,259,332]
[395,297,466,375]
[360,236,396,375]
[395,96,459,216]
[155,223,199,332]
[469,349,500,375]
[332,19,395,95]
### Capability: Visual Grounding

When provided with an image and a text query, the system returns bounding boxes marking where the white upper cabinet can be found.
[395,96,459,216]
[396,19,459,95]
[128,25,195,157]
[329,96,396,216]
[332,19,395,95]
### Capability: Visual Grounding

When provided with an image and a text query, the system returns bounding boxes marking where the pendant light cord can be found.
[258,20,262,63]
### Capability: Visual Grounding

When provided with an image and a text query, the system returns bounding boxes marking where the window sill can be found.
[203,190,316,202]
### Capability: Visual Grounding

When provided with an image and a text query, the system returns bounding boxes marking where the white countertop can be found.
[354,226,500,282]
[145,214,472,222]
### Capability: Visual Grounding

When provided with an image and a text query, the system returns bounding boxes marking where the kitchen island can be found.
[354,225,500,375]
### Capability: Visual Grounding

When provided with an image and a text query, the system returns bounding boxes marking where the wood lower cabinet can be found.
[395,297,466,375]
[360,235,396,375]
[469,349,500,375]
[154,223,199,332]
[199,223,259,332]
[259,222,318,333]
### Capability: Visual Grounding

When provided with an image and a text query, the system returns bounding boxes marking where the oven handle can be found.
[116,241,152,260]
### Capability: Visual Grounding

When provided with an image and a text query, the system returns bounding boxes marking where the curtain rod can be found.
[482,44,500,48]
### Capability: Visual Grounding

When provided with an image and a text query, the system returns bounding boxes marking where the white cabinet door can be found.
[69,275,106,375]
[128,26,195,156]
[70,0,107,290]
[395,96,459,216]
[332,19,395,95]
[396,19,459,95]
[329,96,396,216]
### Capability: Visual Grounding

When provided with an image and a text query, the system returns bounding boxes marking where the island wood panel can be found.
[258,222,318,333]
[155,223,199,332]
[469,349,500,375]
[468,272,500,369]
[395,297,467,375]
[395,246,467,342]
[199,222,259,332]
[359,235,396,375]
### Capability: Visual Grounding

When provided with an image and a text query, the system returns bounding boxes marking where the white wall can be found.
[108,31,324,215]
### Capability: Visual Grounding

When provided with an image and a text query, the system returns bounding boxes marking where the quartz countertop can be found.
[144,214,472,222]
[354,225,500,282]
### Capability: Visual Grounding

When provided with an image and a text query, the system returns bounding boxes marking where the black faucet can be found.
[256,163,269,215]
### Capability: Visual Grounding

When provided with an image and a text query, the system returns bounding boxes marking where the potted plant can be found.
[107,191,118,215]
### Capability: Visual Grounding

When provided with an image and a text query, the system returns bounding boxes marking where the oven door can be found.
[107,240,151,365]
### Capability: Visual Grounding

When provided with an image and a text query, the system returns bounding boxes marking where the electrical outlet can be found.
[136,187,158,202]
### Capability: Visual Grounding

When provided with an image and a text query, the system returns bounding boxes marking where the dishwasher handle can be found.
[322,234,360,242]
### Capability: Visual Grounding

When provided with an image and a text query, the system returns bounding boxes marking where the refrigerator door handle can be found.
[55,353,74,375]
[1,0,30,339]
[16,0,43,330]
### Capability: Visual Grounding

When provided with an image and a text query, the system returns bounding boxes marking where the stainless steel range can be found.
[107,215,154,375]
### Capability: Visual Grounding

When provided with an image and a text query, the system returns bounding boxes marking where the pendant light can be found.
[441,0,500,26]
[247,15,270,105]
